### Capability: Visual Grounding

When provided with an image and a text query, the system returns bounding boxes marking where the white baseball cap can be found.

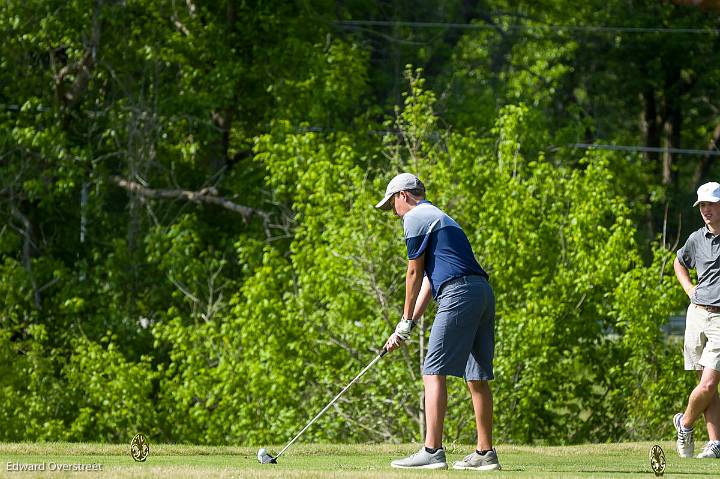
[375,173,425,210]
[693,181,720,207]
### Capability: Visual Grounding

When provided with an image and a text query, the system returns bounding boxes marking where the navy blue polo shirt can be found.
[403,200,488,298]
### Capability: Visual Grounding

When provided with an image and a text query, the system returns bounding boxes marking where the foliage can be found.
[0,0,715,446]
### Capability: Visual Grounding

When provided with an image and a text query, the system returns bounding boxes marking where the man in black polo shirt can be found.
[674,181,720,459]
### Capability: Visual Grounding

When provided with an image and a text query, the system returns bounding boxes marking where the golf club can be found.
[257,347,388,464]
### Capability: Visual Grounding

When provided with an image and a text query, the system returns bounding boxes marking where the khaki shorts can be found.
[684,304,720,371]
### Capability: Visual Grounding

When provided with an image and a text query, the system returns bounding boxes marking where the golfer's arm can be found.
[674,257,695,297]
[412,276,432,320]
[403,254,425,321]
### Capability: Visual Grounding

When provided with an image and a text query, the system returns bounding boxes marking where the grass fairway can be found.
[0,441,717,478]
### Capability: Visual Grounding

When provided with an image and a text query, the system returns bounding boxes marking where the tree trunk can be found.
[10,204,40,308]
[662,102,682,186]
[691,124,720,188]
[641,89,660,165]
[211,109,232,174]
[641,88,661,240]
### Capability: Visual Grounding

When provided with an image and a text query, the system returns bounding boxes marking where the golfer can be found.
[375,173,500,471]
[673,181,720,459]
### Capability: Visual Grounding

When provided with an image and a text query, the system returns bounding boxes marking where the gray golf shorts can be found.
[423,275,495,380]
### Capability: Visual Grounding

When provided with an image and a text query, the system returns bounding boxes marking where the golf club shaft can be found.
[275,348,387,459]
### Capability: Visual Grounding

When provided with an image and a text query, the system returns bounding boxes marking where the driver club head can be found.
[257,448,277,464]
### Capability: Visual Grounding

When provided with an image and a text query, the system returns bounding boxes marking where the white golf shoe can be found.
[453,449,502,470]
[673,413,695,458]
[390,447,448,469]
[697,441,720,459]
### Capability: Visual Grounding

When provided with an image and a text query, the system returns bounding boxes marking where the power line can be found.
[298,129,720,157]
[336,20,720,35]
[1,104,51,112]
[568,143,720,156]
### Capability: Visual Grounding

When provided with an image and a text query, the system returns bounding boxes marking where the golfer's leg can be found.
[704,390,720,440]
[694,369,720,440]
[423,374,447,449]
[684,367,720,428]
[467,379,493,451]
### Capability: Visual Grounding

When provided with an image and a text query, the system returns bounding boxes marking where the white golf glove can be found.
[394,317,416,342]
